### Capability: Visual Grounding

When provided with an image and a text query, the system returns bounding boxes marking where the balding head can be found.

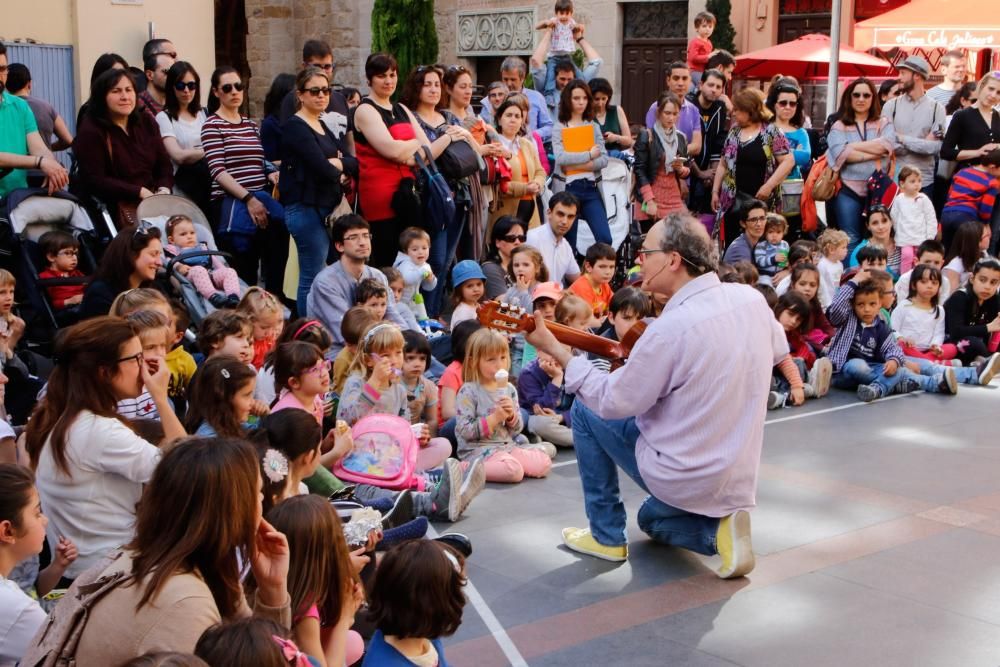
[656,213,717,276]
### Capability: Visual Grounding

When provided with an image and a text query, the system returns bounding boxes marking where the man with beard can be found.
[306,215,412,357]
[0,43,68,197]
[686,69,728,218]
[138,52,175,117]
[883,55,945,198]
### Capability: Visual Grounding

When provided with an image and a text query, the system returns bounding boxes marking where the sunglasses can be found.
[501,234,527,243]
[852,91,873,99]
[776,100,798,107]
[174,81,198,91]
[301,86,331,96]
[219,82,244,94]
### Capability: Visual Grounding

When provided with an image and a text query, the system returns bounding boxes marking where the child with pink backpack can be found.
[336,323,484,517]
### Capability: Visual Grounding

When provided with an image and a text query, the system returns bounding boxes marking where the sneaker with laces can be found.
[976,352,1000,385]
[808,358,833,397]
[767,391,786,410]
[890,377,920,395]
[561,527,628,562]
[456,458,485,519]
[430,459,463,522]
[857,383,884,402]
[380,490,414,530]
[716,510,754,578]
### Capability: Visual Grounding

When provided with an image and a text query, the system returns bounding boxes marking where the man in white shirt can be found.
[526,191,582,286]
[926,50,967,106]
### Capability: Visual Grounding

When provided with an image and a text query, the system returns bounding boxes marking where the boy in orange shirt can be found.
[570,242,616,321]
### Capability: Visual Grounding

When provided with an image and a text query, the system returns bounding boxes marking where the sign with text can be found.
[872,28,997,50]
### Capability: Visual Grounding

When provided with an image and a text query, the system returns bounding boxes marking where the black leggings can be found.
[955,335,990,365]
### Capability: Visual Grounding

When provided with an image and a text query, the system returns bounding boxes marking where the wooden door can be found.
[620,2,688,123]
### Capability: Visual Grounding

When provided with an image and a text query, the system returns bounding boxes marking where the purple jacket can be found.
[517,359,572,427]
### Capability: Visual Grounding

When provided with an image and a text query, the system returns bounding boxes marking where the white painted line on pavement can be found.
[427,526,530,666]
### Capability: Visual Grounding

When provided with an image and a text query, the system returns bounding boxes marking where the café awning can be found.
[855,0,1000,51]
[733,33,892,80]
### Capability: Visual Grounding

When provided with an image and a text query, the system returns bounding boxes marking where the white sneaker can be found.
[808,358,833,398]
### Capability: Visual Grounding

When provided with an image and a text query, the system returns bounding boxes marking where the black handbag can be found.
[435,137,480,181]
[414,146,457,232]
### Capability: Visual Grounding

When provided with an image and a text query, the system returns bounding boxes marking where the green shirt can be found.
[0,92,38,196]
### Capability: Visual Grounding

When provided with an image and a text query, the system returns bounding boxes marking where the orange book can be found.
[561,124,595,176]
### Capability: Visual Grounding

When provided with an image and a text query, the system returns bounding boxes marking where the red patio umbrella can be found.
[734,33,894,80]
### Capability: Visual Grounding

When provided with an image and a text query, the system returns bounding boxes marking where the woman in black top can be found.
[943,257,1000,364]
[940,73,1000,169]
[481,216,526,299]
[280,67,359,308]
[80,224,165,319]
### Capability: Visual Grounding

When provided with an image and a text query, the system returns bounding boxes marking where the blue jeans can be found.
[423,202,468,318]
[832,358,908,393]
[830,187,866,258]
[570,401,719,554]
[905,356,978,386]
[285,203,333,307]
[565,179,612,250]
[773,358,807,393]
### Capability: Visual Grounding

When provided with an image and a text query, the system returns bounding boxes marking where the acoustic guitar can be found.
[477,301,647,368]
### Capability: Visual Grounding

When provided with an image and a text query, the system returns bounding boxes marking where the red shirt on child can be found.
[569,276,613,317]
[38,269,86,308]
[687,37,713,72]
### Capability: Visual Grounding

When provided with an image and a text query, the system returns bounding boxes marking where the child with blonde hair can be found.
[118,310,174,421]
[890,165,938,273]
[0,269,24,362]
[393,227,437,325]
[816,228,849,307]
[236,287,284,369]
[455,328,554,483]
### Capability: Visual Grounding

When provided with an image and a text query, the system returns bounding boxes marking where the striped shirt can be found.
[201,114,268,200]
[944,166,999,223]
[564,273,788,517]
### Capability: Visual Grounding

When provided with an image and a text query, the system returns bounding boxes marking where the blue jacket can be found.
[218,190,284,238]
[362,630,450,667]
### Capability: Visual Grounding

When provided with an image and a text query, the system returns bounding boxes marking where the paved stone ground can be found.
[435,383,1000,666]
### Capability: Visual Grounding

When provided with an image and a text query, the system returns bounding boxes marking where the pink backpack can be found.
[334,414,421,490]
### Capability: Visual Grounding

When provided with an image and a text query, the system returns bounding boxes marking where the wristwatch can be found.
[241,192,254,204]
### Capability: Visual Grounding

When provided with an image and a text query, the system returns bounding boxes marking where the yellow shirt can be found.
[332,346,354,396]
[165,346,197,401]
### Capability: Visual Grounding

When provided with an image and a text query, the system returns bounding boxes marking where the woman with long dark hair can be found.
[156,61,211,213]
[79,223,165,318]
[41,437,290,663]
[24,317,185,581]
[551,79,610,249]
[72,69,174,226]
[824,77,896,254]
[261,73,297,163]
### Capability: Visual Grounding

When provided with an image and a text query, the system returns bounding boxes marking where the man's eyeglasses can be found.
[174,81,198,91]
[637,248,706,273]
[118,351,144,368]
[219,82,244,94]
[500,234,527,243]
[301,86,331,97]
[343,233,371,243]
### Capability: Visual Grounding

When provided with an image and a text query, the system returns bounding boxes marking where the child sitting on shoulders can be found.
[449,260,487,328]
[827,269,954,402]
[816,228,849,308]
[163,214,241,308]
[364,540,466,667]
[890,166,938,273]
[355,278,388,323]
[37,230,85,311]
[895,239,949,305]
[892,264,1000,384]
[393,227,437,325]
[198,309,254,365]
[687,11,716,86]
[333,307,377,396]
[236,287,284,370]
[570,242,616,321]
[455,328,555,483]
[754,214,790,287]
[535,0,579,82]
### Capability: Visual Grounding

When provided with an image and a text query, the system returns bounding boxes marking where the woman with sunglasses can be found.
[79,222,165,319]
[280,67,358,309]
[202,66,288,298]
[766,77,811,240]
[824,77,896,255]
[24,316,186,586]
[399,66,477,319]
[156,61,211,214]
[72,68,174,227]
[482,215,528,299]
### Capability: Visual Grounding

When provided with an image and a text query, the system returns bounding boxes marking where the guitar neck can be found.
[527,319,625,360]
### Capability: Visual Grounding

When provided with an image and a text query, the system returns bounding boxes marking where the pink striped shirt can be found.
[564,273,788,517]
[201,114,268,200]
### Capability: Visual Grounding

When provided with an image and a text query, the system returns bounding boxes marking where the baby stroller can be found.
[0,188,102,348]
[136,194,248,327]
[572,157,633,256]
